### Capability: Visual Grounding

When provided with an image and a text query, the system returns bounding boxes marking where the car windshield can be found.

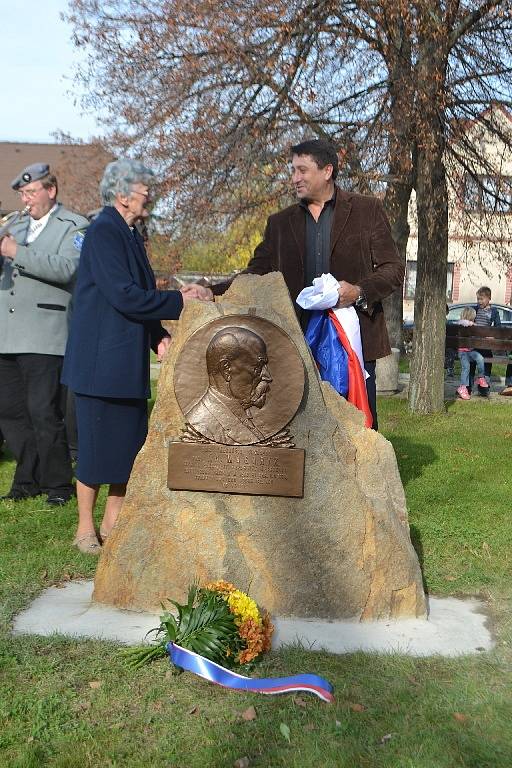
[498,307,512,322]
[447,304,512,324]
[447,307,465,322]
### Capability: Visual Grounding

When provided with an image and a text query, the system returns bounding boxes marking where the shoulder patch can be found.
[73,230,86,251]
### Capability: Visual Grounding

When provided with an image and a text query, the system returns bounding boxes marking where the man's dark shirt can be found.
[299,189,336,331]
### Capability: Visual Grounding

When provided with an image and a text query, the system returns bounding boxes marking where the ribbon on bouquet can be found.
[166,642,334,703]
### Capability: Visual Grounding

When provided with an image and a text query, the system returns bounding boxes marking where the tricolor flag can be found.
[296,275,372,428]
[305,310,373,428]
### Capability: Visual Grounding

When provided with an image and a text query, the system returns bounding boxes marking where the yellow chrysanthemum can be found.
[199,580,274,666]
[227,589,261,626]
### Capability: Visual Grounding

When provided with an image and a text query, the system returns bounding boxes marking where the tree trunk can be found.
[408,39,448,413]
[408,162,448,414]
[383,15,414,350]
[383,184,410,350]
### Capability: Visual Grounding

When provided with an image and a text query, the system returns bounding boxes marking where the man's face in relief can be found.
[227,339,272,410]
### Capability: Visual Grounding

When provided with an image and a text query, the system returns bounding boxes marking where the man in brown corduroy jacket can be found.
[187,139,404,429]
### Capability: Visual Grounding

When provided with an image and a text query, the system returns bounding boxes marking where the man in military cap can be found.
[0,163,88,504]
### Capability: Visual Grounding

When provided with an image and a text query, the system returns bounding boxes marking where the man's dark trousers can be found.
[0,354,73,495]
[365,361,378,431]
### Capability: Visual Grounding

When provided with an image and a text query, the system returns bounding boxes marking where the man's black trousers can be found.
[365,360,378,431]
[0,353,73,495]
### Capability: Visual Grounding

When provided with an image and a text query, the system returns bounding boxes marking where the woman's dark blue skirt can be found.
[74,394,148,485]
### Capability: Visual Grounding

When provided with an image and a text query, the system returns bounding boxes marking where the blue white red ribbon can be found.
[166,642,334,703]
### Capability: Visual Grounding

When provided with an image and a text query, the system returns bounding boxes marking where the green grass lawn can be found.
[1,399,511,767]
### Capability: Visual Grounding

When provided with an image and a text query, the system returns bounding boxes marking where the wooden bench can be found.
[445,324,512,366]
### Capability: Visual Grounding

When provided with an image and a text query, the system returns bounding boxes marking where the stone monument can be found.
[93,273,427,620]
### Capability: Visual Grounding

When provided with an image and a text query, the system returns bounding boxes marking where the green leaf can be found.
[279,722,291,743]
[174,592,238,665]
[121,585,240,668]
[160,614,178,641]
[117,642,167,669]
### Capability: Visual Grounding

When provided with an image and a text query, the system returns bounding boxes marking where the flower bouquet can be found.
[120,580,273,671]
[120,580,334,702]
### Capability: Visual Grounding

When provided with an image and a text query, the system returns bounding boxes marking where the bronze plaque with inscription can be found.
[168,443,305,497]
[169,314,306,497]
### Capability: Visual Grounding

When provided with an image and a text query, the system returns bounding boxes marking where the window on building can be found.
[463,174,512,213]
[463,175,480,211]
[404,261,454,300]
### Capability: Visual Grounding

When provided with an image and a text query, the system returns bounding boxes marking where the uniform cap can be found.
[11,163,50,191]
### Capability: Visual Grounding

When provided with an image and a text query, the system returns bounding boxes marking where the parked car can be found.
[446,302,512,327]
[404,302,512,331]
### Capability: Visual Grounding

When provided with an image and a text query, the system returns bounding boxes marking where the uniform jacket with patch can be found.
[0,203,88,355]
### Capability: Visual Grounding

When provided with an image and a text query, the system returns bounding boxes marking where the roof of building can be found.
[0,141,112,216]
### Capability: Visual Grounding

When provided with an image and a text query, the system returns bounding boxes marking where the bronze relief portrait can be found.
[174,315,305,446]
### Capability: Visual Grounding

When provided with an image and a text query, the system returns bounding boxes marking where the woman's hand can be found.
[156,336,172,361]
[181,283,214,301]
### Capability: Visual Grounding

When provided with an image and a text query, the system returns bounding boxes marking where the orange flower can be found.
[201,582,274,667]
[204,580,236,595]
[238,647,260,665]
[236,617,267,664]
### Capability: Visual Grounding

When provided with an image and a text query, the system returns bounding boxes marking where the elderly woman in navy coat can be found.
[62,159,198,554]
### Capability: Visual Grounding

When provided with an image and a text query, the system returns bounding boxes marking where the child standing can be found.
[474,286,501,328]
[456,307,489,400]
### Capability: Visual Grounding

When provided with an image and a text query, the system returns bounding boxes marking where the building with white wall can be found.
[404,106,512,320]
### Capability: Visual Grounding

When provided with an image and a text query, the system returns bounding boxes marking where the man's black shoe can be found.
[1,488,40,501]
[46,492,74,506]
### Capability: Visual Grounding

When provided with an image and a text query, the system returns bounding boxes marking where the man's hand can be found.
[180,283,214,301]
[337,280,361,308]
[0,235,17,260]
[156,336,172,362]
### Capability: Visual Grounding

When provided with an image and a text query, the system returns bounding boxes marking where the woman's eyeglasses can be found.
[131,189,152,205]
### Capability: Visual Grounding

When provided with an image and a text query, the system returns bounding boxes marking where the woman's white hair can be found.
[99,159,155,204]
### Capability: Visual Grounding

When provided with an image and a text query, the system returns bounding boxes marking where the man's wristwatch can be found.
[354,290,368,311]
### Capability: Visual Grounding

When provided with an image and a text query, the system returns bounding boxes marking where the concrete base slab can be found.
[12,580,493,657]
